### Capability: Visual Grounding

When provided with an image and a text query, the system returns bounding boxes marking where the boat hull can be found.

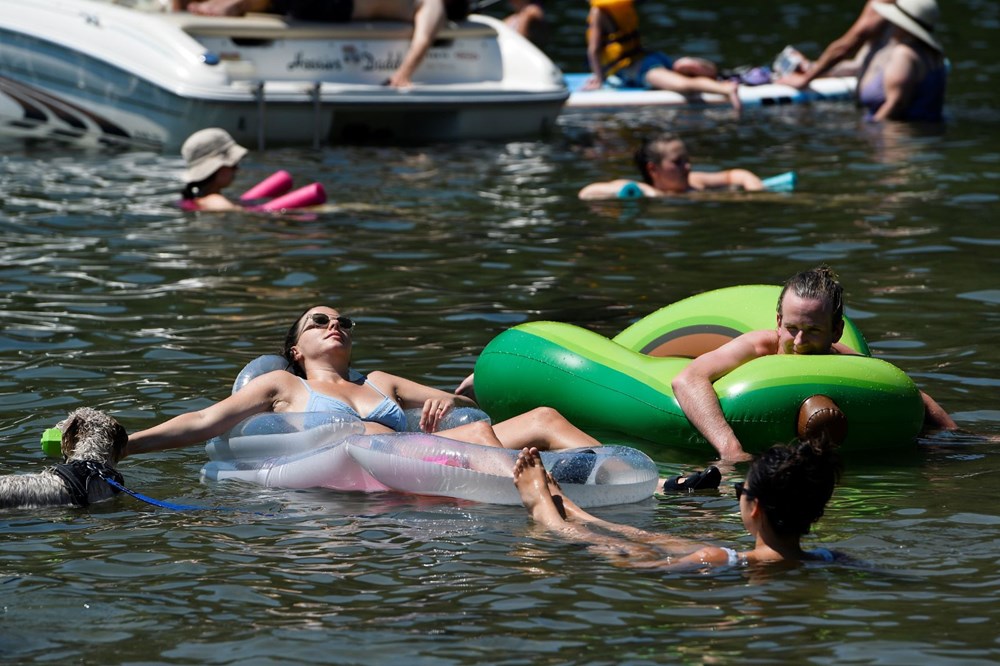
[0,2,567,149]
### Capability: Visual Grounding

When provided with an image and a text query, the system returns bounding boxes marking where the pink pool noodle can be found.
[241,170,294,201]
[256,183,327,211]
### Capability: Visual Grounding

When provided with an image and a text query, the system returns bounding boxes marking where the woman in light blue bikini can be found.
[127,306,602,456]
[513,435,844,569]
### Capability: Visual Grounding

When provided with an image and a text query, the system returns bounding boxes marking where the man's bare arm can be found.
[921,391,957,430]
[672,331,775,461]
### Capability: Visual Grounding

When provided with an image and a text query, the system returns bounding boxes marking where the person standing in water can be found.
[856,0,947,122]
[777,0,895,90]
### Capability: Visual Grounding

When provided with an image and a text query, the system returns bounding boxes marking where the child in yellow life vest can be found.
[584,0,741,111]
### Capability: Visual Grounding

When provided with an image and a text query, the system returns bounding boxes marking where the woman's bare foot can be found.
[541,468,594,523]
[513,447,568,526]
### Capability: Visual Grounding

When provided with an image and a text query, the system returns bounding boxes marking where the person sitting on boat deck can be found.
[777,0,894,90]
[671,265,957,462]
[582,0,741,112]
[504,0,547,49]
[125,305,603,457]
[174,0,469,88]
[180,128,247,212]
[578,132,765,200]
[854,0,946,122]
[514,434,846,569]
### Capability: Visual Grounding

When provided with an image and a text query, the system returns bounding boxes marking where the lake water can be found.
[1,0,999,663]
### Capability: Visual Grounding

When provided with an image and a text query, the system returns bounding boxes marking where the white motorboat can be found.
[0,0,568,150]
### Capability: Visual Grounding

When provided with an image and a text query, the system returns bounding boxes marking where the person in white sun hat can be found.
[857,0,946,121]
[180,128,249,211]
[777,0,896,90]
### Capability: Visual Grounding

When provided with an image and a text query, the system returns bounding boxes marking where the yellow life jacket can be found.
[588,0,644,77]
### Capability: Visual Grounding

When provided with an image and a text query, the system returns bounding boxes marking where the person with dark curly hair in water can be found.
[514,435,845,569]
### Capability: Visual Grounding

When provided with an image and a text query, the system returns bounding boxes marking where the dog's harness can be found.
[49,460,124,507]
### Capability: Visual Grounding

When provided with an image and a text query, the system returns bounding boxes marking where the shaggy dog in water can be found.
[0,407,128,509]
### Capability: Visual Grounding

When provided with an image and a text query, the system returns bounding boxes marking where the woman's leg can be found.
[672,56,718,79]
[541,469,704,554]
[644,66,742,112]
[439,407,600,450]
[436,419,505,447]
[492,407,603,451]
[514,448,665,559]
[387,0,446,86]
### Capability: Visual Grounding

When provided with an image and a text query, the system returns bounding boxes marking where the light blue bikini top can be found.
[298,376,407,431]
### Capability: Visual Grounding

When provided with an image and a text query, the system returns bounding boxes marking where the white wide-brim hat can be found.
[873,0,943,52]
[181,128,249,183]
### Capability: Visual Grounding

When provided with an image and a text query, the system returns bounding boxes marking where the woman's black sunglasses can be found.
[303,312,355,331]
[733,482,754,501]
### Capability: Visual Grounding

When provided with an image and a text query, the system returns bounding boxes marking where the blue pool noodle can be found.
[761,171,796,192]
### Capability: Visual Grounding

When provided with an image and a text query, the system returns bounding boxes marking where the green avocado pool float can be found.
[474,285,925,453]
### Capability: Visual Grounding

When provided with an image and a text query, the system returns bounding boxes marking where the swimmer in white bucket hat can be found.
[180,128,248,211]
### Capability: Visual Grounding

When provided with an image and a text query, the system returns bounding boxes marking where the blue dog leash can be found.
[97,469,272,515]
[100,473,219,511]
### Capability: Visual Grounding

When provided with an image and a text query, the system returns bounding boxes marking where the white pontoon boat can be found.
[0,0,568,150]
